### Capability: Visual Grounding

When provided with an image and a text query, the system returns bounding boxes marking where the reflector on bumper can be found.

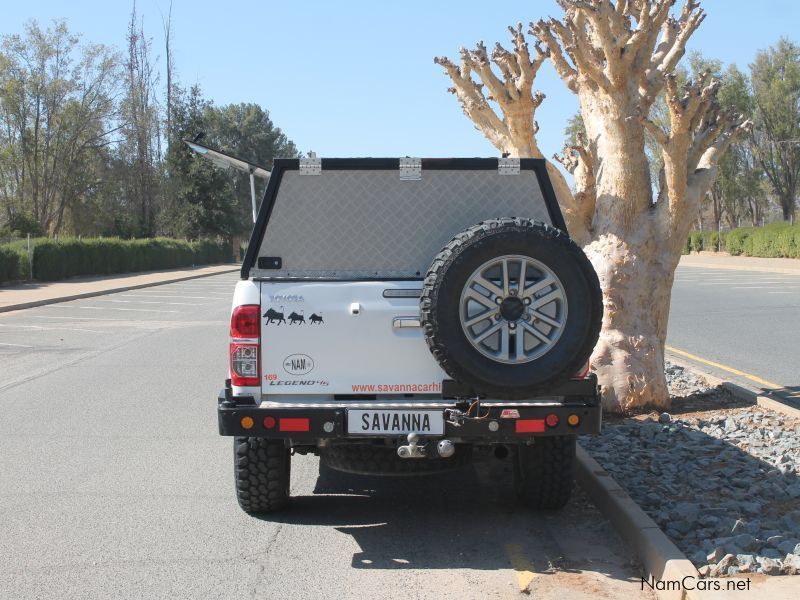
[515,419,545,433]
[279,417,310,432]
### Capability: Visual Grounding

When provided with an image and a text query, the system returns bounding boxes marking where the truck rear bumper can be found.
[218,377,602,441]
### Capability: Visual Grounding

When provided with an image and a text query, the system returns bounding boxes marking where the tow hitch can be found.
[397,433,456,459]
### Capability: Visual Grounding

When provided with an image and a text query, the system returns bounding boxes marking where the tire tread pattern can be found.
[234,437,290,513]
[514,436,576,510]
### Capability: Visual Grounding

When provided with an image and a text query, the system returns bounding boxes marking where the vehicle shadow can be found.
[259,456,643,584]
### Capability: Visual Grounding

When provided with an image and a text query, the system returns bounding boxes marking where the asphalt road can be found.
[668,264,800,400]
[0,273,652,600]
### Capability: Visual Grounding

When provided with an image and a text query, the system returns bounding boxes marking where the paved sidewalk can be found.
[0,264,239,313]
[681,252,800,274]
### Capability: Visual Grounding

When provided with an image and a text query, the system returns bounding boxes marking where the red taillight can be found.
[230,305,260,386]
[231,305,260,338]
[545,413,559,428]
[263,416,276,429]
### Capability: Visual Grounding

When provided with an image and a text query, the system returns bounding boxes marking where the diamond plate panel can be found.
[255,169,550,278]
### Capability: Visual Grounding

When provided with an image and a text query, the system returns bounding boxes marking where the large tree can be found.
[713,64,768,228]
[750,38,800,221]
[118,2,162,237]
[161,85,235,239]
[0,20,120,235]
[205,102,299,228]
[436,0,749,412]
[161,87,299,239]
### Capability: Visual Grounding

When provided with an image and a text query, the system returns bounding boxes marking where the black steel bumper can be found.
[218,376,602,442]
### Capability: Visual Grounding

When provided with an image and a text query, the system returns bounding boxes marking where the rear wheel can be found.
[234,437,291,514]
[513,436,576,510]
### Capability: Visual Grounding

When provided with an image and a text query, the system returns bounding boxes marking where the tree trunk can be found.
[583,215,674,412]
[782,194,795,221]
[581,89,653,233]
[575,89,673,410]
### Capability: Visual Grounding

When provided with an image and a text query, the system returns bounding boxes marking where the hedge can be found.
[725,228,751,256]
[0,237,228,284]
[685,223,800,258]
[684,230,723,254]
[0,245,29,283]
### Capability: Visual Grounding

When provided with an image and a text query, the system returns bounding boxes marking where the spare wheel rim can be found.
[458,254,568,365]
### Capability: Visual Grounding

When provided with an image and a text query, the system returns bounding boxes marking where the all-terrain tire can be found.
[420,217,602,399]
[513,436,576,510]
[321,444,472,476]
[234,437,291,514]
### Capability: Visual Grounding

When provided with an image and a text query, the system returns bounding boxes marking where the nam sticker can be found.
[283,354,314,376]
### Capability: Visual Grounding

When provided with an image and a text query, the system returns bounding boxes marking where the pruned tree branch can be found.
[530,1,706,108]
[553,132,597,240]
[649,72,752,231]
[643,0,706,107]
[434,23,548,157]
[433,54,512,152]
[529,19,578,92]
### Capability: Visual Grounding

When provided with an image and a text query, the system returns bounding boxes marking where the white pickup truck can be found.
[218,157,603,514]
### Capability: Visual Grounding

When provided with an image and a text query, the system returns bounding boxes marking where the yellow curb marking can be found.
[505,543,536,592]
[665,345,782,389]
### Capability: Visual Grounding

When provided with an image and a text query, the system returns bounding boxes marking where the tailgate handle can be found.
[393,316,421,329]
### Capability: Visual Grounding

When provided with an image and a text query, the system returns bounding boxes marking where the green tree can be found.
[117,3,162,237]
[0,20,120,235]
[161,85,235,239]
[205,103,299,230]
[750,38,800,221]
[715,65,769,228]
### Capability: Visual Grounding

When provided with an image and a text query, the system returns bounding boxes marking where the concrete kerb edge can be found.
[576,445,700,600]
[665,351,800,420]
[0,266,240,314]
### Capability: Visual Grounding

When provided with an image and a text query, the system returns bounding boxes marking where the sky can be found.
[1,0,798,162]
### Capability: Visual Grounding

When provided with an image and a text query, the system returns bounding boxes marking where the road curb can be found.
[576,445,700,600]
[0,266,239,314]
[666,352,800,420]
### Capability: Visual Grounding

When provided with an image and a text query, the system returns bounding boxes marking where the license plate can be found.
[347,409,444,435]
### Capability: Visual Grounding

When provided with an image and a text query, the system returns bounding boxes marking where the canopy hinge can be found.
[399,157,422,181]
[498,157,520,175]
[299,157,321,175]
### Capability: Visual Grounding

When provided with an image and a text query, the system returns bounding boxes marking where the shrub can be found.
[689,231,703,252]
[0,245,29,284]
[24,237,228,282]
[725,228,752,256]
[721,223,800,258]
[708,231,722,252]
[750,222,799,258]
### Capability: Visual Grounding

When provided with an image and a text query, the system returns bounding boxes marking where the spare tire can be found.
[420,218,602,399]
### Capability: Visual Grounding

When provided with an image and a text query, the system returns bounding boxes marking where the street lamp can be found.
[184,139,270,223]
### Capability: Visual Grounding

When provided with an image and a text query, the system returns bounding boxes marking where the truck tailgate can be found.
[260,281,447,395]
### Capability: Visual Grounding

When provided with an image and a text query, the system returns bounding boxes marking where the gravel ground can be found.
[581,362,800,578]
